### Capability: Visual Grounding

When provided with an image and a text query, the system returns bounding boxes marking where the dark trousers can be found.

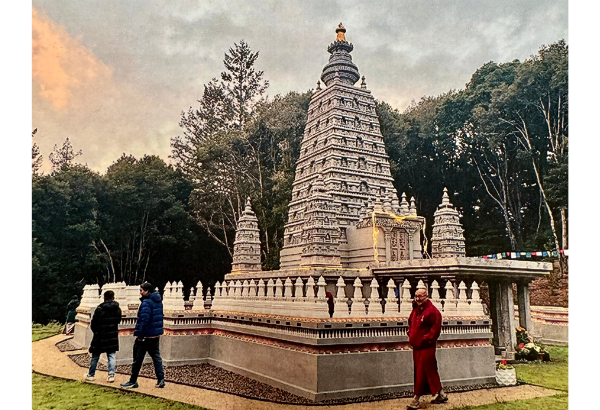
[129,337,164,383]
[412,347,442,396]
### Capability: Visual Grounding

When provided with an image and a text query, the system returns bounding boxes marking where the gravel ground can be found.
[56,338,81,352]
[70,352,500,405]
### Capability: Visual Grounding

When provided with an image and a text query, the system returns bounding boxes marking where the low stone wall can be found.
[73,309,495,401]
[514,305,568,345]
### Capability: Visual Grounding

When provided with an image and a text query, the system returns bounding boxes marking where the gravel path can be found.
[33,335,560,410]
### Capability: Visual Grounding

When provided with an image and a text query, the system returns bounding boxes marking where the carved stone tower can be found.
[431,188,466,258]
[231,198,262,273]
[300,175,342,267]
[280,24,423,269]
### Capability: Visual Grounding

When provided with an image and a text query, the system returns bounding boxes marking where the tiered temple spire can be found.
[280,24,421,269]
[431,188,466,258]
[231,198,262,273]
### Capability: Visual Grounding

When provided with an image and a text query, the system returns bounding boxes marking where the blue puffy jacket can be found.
[134,291,164,338]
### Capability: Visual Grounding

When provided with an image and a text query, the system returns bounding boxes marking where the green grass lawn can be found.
[451,393,568,410]
[514,345,568,391]
[32,321,64,342]
[454,345,568,410]
[32,373,211,410]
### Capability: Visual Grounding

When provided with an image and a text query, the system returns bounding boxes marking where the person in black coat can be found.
[84,290,122,383]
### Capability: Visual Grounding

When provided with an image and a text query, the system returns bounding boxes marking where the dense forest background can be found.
[32,40,568,324]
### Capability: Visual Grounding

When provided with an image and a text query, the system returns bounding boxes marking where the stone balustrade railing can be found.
[79,281,214,311]
[80,282,140,310]
[211,276,487,319]
[79,276,488,320]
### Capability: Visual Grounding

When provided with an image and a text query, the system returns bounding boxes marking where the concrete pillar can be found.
[517,282,533,331]
[488,281,500,349]
[497,282,517,357]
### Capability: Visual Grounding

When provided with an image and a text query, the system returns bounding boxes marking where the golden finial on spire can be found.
[336,23,346,41]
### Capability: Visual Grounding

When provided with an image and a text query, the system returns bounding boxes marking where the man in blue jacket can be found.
[121,282,165,389]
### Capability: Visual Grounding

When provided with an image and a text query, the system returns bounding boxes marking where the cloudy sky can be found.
[32,0,568,173]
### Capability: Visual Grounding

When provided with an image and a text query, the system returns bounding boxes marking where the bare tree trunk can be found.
[134,211,149,285]
[142,253,150,284]
[93,239,117,283]
[509,116,562,293]
[560,207,567,250]
[560,207,568,277]
[473,157,520,250]
[197,215,233,257]
[100,239,116,283]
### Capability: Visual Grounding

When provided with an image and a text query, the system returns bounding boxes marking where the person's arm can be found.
[116,307,122,325]
[134,302,151,338]
[421,308,442,345]
[90,307,102,333]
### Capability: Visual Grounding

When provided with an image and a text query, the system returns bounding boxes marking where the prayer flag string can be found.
[478,249,568,259]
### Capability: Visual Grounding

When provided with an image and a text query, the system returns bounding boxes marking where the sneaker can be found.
[431,391,449,404]
[155,379,166,388]
[120,381,138,389]
[107,375,115,383]
[84,373,95,381]
[407,397,421,409]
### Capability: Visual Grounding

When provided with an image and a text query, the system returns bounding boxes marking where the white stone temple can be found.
[73,24,553,402]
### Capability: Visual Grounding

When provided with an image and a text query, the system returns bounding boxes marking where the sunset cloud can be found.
[32,7,113,110]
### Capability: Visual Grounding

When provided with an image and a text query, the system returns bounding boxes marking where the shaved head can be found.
[414,288,428,305]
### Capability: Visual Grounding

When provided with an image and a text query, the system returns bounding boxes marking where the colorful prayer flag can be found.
[526,252,531,258]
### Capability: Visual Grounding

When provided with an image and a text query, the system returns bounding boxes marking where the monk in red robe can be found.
[407,288,448,409]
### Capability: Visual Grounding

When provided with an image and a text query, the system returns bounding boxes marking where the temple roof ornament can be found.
[431,188,466,258]
[336,23,346,41]
[321,23,360,86]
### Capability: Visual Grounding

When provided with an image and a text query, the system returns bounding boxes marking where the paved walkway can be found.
[32,335,560,410]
